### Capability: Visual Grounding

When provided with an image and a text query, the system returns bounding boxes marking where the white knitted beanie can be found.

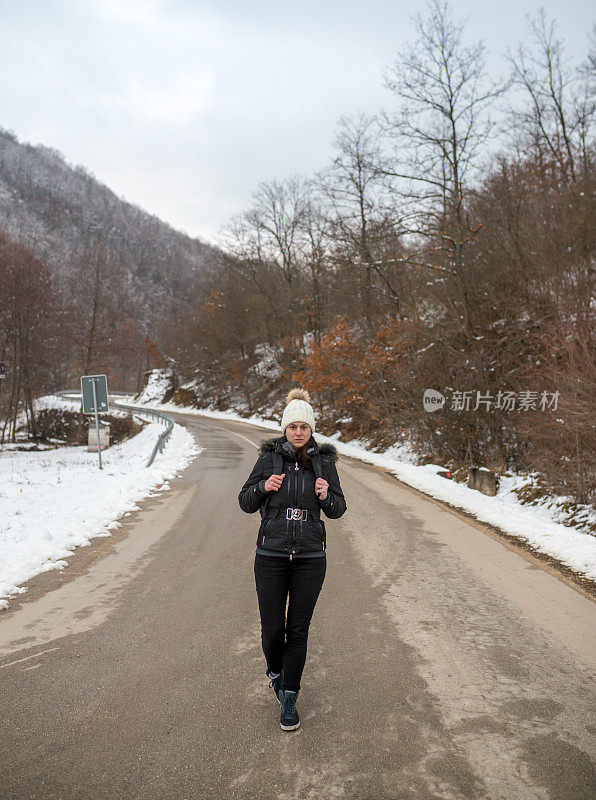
[280,388,316,433]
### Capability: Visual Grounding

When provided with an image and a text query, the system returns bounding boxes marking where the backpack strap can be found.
[310,454,324,480]
[272,451,283,474]
[306,443,324,480]
[260,451,284,518]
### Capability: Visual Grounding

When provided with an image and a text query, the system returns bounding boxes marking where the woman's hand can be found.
[315,478,329,501]
[264,473,285,492]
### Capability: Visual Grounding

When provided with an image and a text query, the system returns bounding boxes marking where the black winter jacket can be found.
[238,436,347,556]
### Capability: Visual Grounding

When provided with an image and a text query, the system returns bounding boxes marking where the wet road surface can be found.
[0,413,594,799]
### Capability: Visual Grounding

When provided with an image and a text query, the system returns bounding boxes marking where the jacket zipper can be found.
[300,471,305,550]
[292,458,299,552]
[283,452,291,553]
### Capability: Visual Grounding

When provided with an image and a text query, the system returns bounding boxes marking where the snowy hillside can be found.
[0,127,219,317]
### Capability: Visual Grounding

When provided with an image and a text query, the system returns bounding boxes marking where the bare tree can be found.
[68,244,135,377]
[225,177,311,285]
[508,10,595,182]
[0,233,55,442]
[299,191,331,344]
[318,115,406,323]
[222,176,325,353]
[381,0,506,335]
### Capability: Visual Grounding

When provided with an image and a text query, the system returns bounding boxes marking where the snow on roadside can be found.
[4,395,147,452]
[124,395,596,582]
[0,406,202,609]
[34,394,130,416]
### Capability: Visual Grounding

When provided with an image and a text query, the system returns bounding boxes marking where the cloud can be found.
[90,0,166,29]
[0,0,593,243]
[105,72,214,125]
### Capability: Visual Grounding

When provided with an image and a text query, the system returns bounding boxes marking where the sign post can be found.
[81,374,109,470]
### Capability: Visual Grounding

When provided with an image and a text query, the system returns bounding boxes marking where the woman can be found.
[238,388,347,731]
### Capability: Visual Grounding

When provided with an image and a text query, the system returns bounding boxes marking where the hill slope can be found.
[0,127,219,320]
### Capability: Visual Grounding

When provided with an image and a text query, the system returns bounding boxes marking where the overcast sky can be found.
[1,0,593,244]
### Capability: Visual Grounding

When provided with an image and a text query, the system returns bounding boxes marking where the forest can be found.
[1,2,594,508]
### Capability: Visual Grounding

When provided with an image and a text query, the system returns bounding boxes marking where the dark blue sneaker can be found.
[266,669,283,703]
[280,689,300,731]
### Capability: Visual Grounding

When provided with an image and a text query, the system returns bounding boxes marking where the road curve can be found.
[0,412,594,800]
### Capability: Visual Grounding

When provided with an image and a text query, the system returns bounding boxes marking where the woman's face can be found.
[285,422,312,449]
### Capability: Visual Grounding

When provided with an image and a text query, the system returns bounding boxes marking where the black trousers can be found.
[254,553,326,692]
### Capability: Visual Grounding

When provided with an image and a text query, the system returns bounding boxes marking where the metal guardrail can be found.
[111,401,174,467]
[53,391,174,467]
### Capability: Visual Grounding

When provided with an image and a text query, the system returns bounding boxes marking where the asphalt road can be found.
[1,413,594,800]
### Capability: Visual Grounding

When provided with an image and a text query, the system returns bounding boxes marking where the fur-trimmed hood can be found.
[259,437,339,461]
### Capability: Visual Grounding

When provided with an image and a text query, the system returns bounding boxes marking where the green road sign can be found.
[81,375,109,414]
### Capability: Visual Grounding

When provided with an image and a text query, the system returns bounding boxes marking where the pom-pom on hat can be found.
[281,388,316,433]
